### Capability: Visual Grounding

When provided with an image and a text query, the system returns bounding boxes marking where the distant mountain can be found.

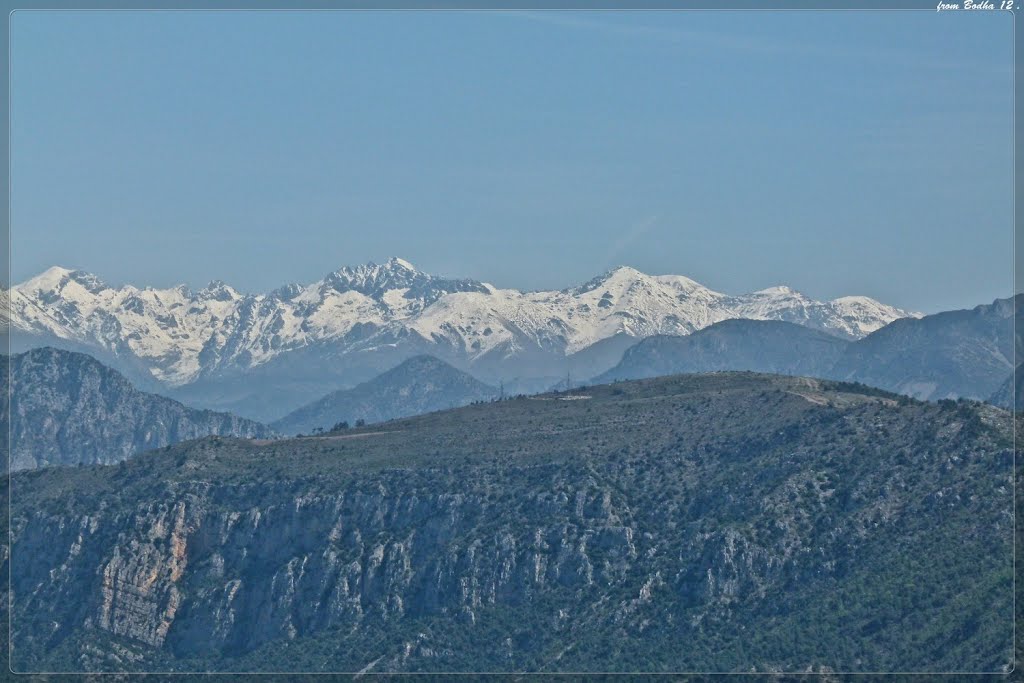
[5,258,914,421]
[596,296,1019,405]
[271,355,499,435]
[1,348,274,471]
[830,296,1018,401]
[594,319,849,384]
[988,363,1022,412]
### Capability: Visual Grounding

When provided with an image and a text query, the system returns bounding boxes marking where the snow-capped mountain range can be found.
[5,258,918,420]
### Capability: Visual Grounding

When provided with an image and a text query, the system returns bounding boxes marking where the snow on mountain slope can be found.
[7,258,918,391]
[726,287,909,341]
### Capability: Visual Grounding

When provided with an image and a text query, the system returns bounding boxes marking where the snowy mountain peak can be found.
[751,285,800,297]
[388,256,418,271]
[268,282,303,301]
[569,265,649,295]
[832,295,882,306]
[318,258,489,307]
[71,271,109,293]
[603,265,647,283]
[8,260,919,397]
[18,265,73,289]
[198,280,239,301]
[324,258,421,295]
[19,266,108,294]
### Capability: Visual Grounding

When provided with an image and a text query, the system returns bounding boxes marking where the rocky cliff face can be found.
[2,348,274,470]
[9,374,1013,673]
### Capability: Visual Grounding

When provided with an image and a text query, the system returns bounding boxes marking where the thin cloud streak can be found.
[494,10,1011,74]
[605,214,662,269]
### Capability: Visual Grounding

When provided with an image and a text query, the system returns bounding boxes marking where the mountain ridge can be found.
[594,319,849,385]
[1,347,275,471]
[271,354,499,435]
[829,296,1017,401]
[6,258,917,420]
[596,296,1020,403]
[8,372,1013,672]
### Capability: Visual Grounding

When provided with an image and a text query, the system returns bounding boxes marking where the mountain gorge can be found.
[1,348,274,471]
[5,258,916,421]
[7,373,1013,673]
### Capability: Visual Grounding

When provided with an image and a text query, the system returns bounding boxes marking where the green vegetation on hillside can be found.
[7,372,1014,674]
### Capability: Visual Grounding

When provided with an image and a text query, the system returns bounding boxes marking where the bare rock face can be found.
[91,501,189,648]
[8,373,1015,673]
[18,481,644,660]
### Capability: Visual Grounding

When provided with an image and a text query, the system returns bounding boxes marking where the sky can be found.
[10,10,1014,314]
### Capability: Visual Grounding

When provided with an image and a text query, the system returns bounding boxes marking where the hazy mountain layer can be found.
[598,297,1020,403]
[594,319,849,384]
[830,296,1018,401]
[272,355,498,435]
[6,258,915,420]
[1,348,274,471]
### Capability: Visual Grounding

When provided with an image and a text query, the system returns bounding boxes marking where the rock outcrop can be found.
[8,373,1014,673]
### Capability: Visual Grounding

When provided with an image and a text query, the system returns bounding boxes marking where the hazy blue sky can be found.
[11,10,1013,313]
